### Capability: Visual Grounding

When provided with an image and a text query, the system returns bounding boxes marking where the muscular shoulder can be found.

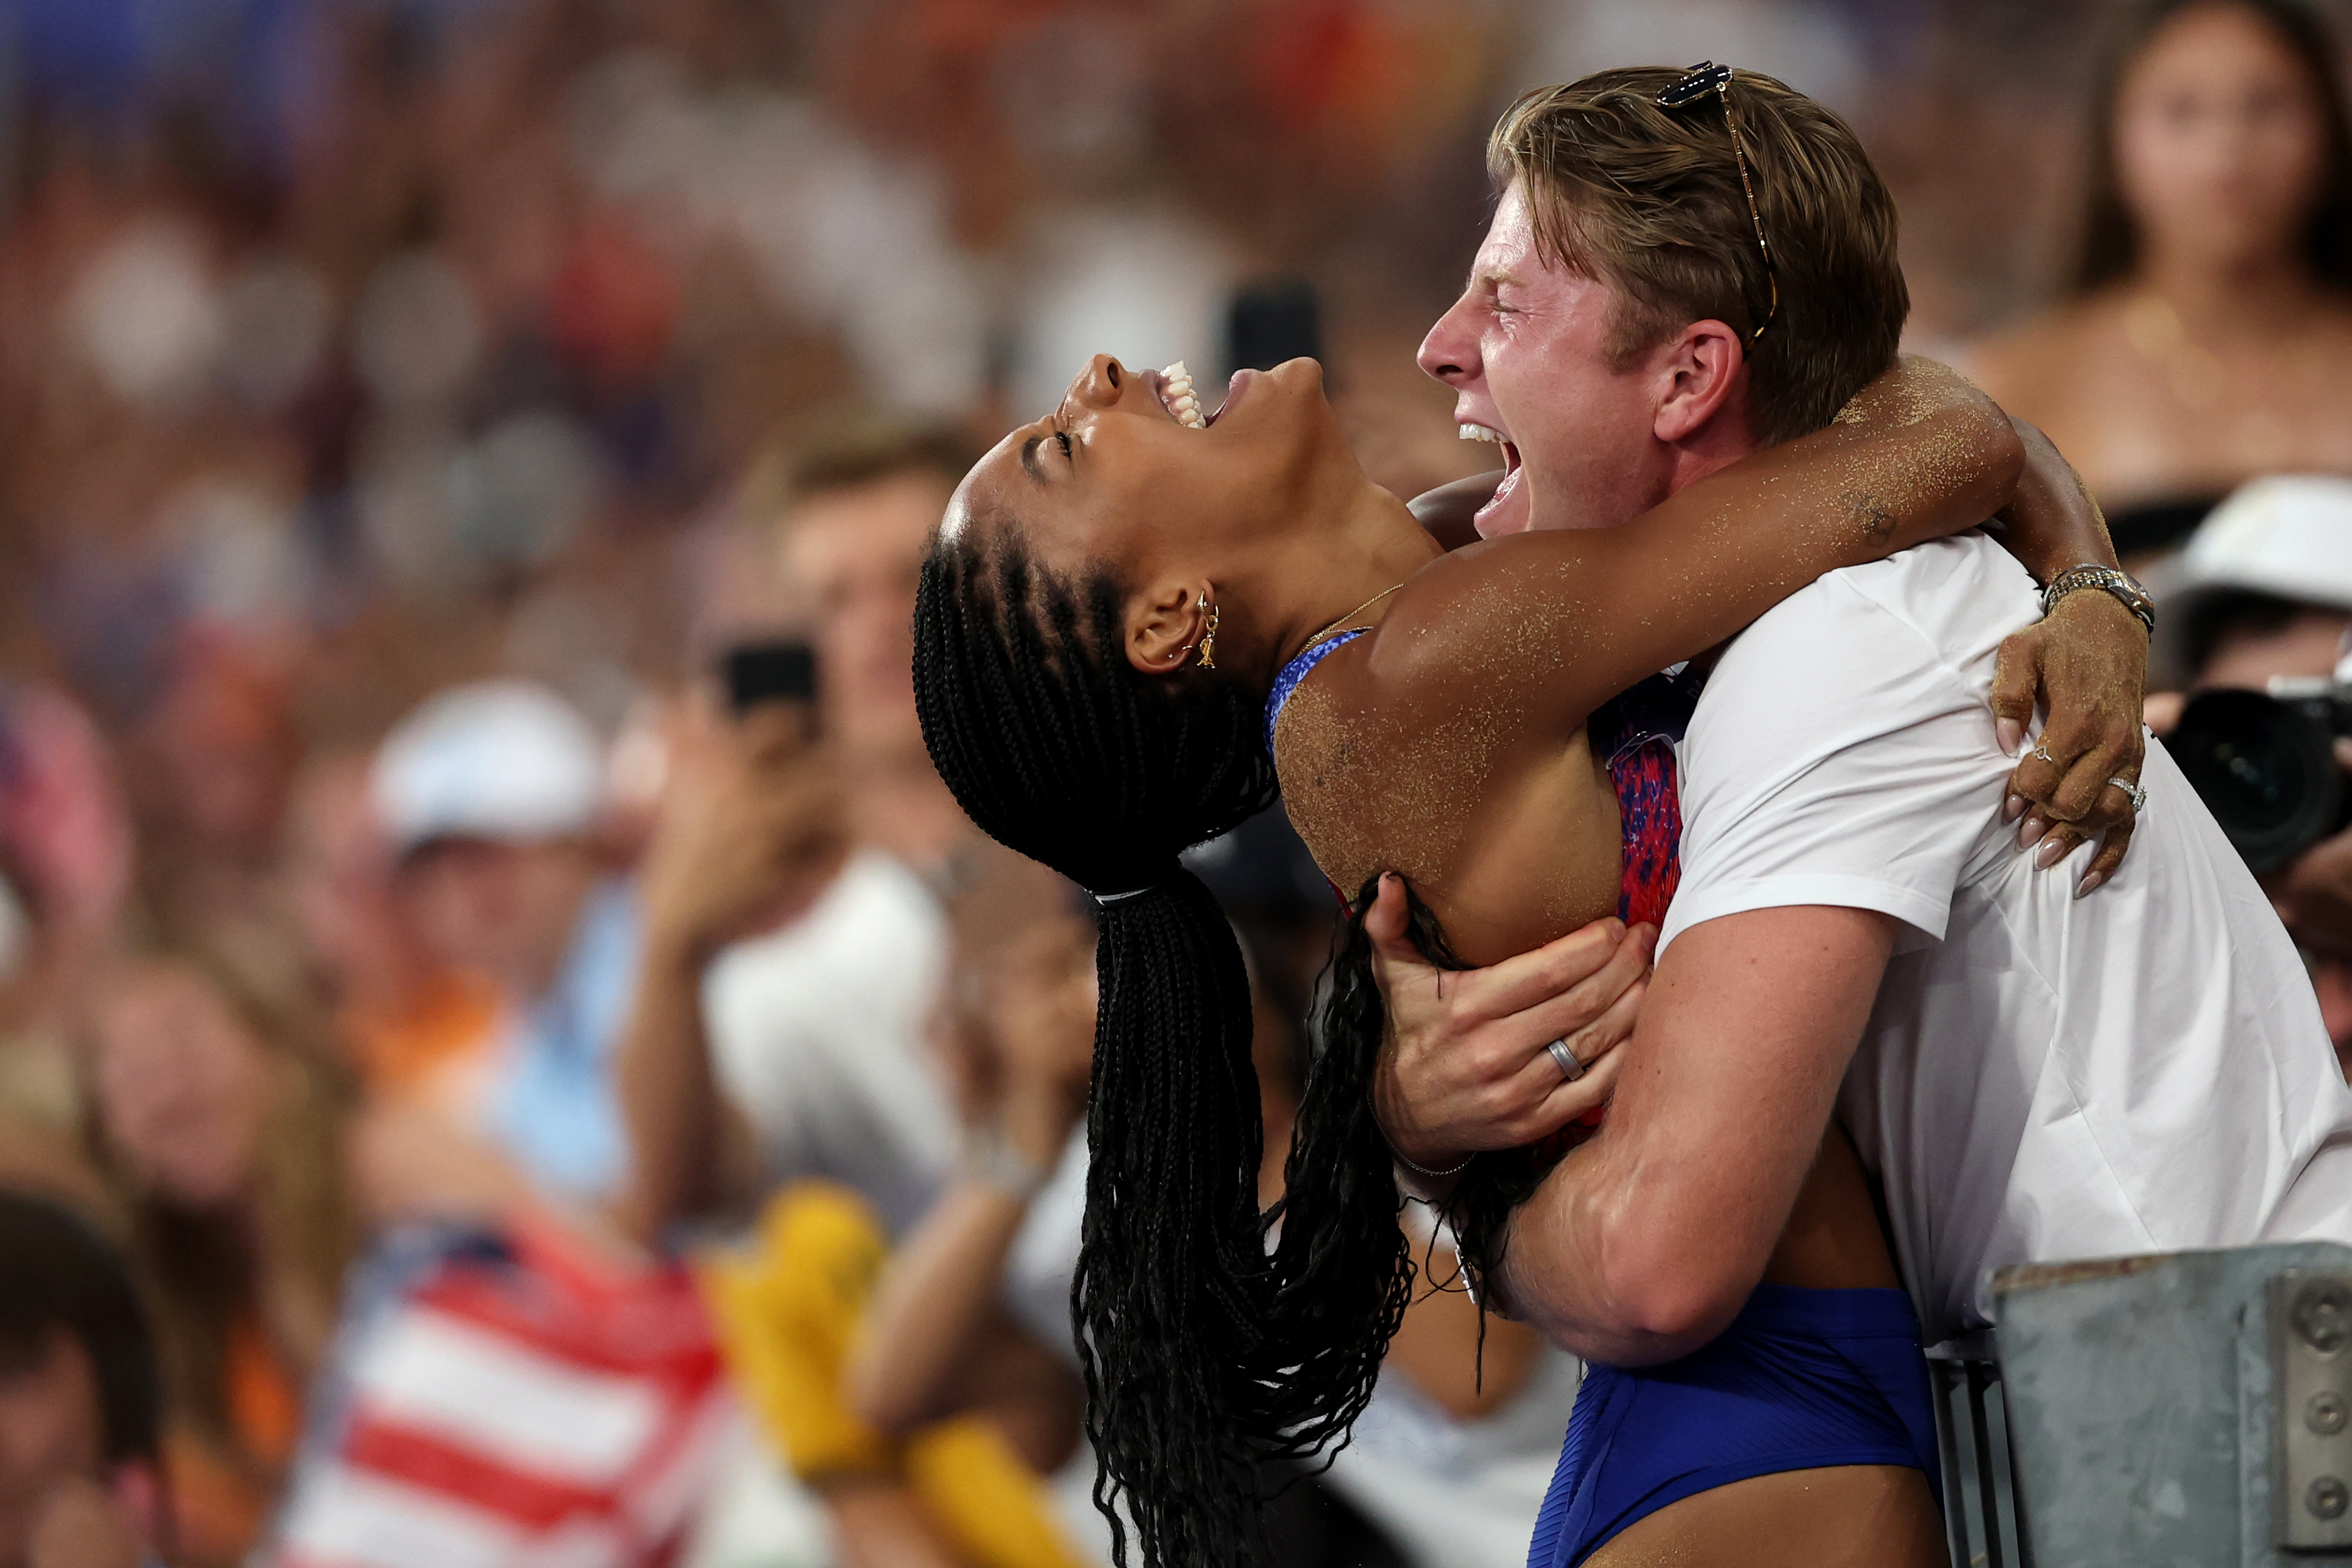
[1663,540,2034,951]
[1270,547,1599,910]
[1267,614,1500,903]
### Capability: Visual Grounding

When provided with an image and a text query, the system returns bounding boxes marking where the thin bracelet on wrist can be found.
[961,1127,1053,1202]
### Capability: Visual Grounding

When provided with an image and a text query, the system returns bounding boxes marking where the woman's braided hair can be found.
[912,527,1414,1568]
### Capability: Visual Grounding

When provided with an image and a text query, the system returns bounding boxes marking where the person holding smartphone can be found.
[618,424,982,1249]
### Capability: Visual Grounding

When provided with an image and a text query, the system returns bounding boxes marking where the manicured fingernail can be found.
[2074,870,2106,899]
[1996,717,2024,755]
[2002,792,2029,823]
[2018,814,2049,848]
[2035,835,2073,869]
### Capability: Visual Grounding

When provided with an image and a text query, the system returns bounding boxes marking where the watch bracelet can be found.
[2042,564,2155,634]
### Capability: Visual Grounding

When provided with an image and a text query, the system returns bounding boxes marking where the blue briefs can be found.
[1527,1284,1939,1567]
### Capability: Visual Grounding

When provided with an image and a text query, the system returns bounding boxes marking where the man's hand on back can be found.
[1366,873,1651,1182]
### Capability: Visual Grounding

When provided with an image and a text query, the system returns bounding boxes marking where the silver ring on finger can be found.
[2031,742,2056,764]
[1546,1038,1586,1082]
[2108,776,2147,814]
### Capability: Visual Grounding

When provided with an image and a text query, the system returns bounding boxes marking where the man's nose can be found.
[1417,300,1475,386]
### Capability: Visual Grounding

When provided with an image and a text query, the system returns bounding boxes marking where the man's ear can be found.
[1124,577,1211,675]
[1652,320,1749,446]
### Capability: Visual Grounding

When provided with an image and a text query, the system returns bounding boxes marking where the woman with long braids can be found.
[911,349,2141,1568]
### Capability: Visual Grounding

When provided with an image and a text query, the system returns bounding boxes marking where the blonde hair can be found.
[1488,68,1909,443]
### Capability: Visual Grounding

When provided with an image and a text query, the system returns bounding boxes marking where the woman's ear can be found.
[1125,577,1211,675]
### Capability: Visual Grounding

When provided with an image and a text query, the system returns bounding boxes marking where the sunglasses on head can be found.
[1657,62,1780,344]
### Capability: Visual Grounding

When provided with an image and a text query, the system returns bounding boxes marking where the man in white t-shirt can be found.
[618,424,980,1244]
[1373,70,2352,1366]
[615,425,998,1567]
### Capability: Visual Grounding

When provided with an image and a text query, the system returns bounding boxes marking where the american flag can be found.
[270,1219,730,1568]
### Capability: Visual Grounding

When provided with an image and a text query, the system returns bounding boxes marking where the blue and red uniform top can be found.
[1264,632,1699,928]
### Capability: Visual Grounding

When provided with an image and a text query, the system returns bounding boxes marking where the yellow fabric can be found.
[699,1182,1088,1568]
[702,1182,896,1477]
[906,1418,1093,1568]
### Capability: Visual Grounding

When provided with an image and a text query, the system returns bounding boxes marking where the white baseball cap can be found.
[2152,475,2352,683]
[370,680,604,856]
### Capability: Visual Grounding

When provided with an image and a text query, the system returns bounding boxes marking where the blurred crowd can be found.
[5,0,2352,1566]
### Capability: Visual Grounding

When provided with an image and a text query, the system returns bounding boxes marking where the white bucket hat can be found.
[370,680,604,856]
[2151,475,2352,686]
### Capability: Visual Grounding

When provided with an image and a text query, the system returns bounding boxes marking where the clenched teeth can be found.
[1459,423,1503,443]
[1162,361,1208,429]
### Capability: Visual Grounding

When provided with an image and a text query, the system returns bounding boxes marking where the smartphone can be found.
[721,641,817,716]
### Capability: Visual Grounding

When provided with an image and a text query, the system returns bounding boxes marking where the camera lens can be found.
[2171,689,2344,874]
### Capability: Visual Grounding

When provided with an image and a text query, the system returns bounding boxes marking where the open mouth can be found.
[1460,422,1523,530]
[1155,362,1253,429]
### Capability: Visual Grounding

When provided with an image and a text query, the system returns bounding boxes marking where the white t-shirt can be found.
[704,850,957,1236]
[1660,534,2352,1345]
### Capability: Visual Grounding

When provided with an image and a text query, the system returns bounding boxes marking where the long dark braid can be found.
[1310,878,1566,1331]
[912,533,1413,1568]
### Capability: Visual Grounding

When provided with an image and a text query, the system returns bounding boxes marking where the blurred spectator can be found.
[2152,477,2352,1076]
[0,1190,164,1568]
[2157,475,2352,690]
[370,680,637,1203]
[0,688,135,1133]
[1972,0,2352,559]
[762,425,979,867]
[836,867,1101,1561]
[280,753,500,1104]
[619,423,1020,1565]
[619,424,976,1247]
[81,954,354,1568]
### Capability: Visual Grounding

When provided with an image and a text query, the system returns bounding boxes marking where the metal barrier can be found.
[1929,1331,2033,1568]
[1986,1243,2352,1567]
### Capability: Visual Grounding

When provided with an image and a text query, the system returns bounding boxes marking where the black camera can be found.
[2171,682,2352,873]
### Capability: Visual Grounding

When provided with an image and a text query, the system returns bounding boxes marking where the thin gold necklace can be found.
[1303,583,1403,651]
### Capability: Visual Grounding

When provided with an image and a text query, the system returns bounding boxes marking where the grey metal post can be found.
[1992,1242,2352,1566]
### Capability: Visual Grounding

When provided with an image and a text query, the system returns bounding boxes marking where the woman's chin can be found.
[1240,356,1328,413]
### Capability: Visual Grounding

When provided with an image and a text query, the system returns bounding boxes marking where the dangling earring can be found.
[1194,591,1219,670]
